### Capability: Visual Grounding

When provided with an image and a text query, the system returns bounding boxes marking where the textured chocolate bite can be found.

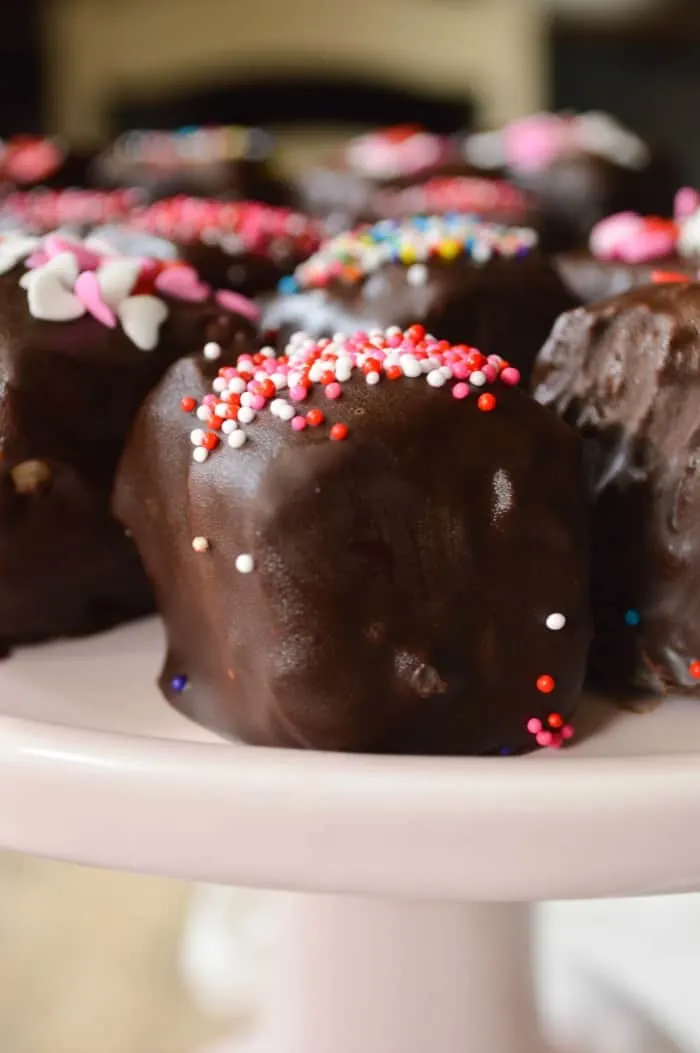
[115,329,591,756]
[0,231,256,654]
[263,216,579,382]
[464,112,677,248]
[533,282,700,697]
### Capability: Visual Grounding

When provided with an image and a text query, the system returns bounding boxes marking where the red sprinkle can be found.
[690,661,700,680]
[330,423,349,441]
[306,408,325,427]
[200,432,220,451]
[536,675,555,694]
[477,393,496,412]
[547,712,563,729]
[180,396,196,413]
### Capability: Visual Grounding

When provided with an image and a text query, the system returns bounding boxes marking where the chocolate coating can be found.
[554,249,696,304]
[264,254,578,383]
[533,282,700,696]
[0,270,254,653]
[115,339,591,755]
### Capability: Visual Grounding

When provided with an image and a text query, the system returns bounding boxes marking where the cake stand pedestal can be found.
[2,619,700,1053]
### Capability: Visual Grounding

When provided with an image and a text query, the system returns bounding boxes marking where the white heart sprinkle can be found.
[117,295,168,351]
[97,258,141,309]
[26,268,86,322]
[0,235,39,275]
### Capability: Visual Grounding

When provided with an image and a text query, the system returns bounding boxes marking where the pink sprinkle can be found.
[203,394,217,407]
[44,234,101,272]
[74,270,117,328]
[215,288,261,322]
[561,725,575,740]
[500,367,521,386]
[452,362,470,380]
[452,382,469,400]
[536,730,553,747]
[325,382,342,400]
[289,384,308,403]
[481,364,497,383]
[526,717,542,734]
[291,415,307,431]
[249,394,266,411]
[487,355,503,368]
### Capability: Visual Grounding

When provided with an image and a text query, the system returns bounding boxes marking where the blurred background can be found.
[1,1,698,1051]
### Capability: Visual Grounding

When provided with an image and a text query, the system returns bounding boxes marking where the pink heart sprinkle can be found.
[74,270,117,328]
[44,234,102,272]
[155,265,211,303]
[216,288,261,322]
[25,251,50,269]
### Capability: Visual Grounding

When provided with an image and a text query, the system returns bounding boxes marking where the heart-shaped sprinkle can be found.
[155,264,211,303]
[117,295,168,351]
[0,234,39,275]
[216,288,261,321]
[44,234,102,272]
[75,270,117,327]
[27,267,86,321]
[96,258,141,308]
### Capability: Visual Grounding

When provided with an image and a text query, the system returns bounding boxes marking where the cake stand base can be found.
[198,895,544,1053]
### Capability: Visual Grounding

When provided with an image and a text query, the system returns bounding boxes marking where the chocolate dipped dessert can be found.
[263,215,579,382]
[463,112,676,247]
[555,189,700,303]
[533,281,700,698]
[0,187,144,234]
[121,196,322,297]
[115,326,591,756]
[93,125,288,204]
[0,230,257,654]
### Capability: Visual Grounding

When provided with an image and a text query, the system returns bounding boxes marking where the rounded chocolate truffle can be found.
[533,281,700,697]
[463,112,677,248]
[122,196,322,297]
[555,191,700,303]
[115,327,591,756]
[93,125,289,204]
[0,230,257,653]
[263,215,579,383]
[295,124,498,229]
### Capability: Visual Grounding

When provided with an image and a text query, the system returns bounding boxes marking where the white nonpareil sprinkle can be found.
[235,553,255,574]
[203,341,222,361]
[192,447,209,463]
[196,406,210,421]
[191,536,210,553]
[221,419,238,434]
[238,406,256,424]
[426,369,446,388]
[365,370,381,386]
[277,402,295,421]
[406,263,428,287]
[400,354,421,378]
[545,613,567,631]
[228,430,247,448]
[190,428,206,446]
[470,370,486,387]
[212,377,227,393]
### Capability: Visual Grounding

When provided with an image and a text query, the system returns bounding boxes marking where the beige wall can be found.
[46,0,546,143]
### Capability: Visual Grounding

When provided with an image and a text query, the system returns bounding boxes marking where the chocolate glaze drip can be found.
[115,345,591,755]
[554,250,696,304]
[533,282,700,696]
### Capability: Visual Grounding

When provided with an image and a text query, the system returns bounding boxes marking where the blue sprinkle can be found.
[499,747,511,756]
[171,675,189,693]
[278,275,299,295]
[624,609,640,627]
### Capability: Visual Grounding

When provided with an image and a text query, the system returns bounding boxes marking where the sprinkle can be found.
[500,367,521,386]
[427,369,446,388]
[193,447,209,463]
[330,422,349,441]
[191,536,210,553]
[536,674,555,694]
[203,341,222,361]
[624,608,640,626]
[477,393,496,412]
[545,612,566,631]
[221,419,238,434]
[470,370,486,387]
[190,428,206,446]
[406,263,428,286]
[690,661,700,680]
[452,382,469,400]
[306,408,325,426]
[228,430,247,448]
[325,382,342,399]
[196,405,211,421]
[536,730,554,747]
[289,384,308,402]
[180,396,196,413]
[238,406,256,424]
[171,675,189,693]
[366,370,381,385]
[291,415,307,431]
[526,717,543,734]
[547,712,563,729]
[235,553,255,574]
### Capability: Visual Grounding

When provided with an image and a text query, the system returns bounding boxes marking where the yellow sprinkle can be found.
[438,239,462,260]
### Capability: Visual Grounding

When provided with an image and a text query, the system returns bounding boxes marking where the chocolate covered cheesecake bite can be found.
[555,189,700,303]
[0,230,257,653]
[115,326,591,755]
[263,215,579,382]
[463,112,676,247]
[533,281,700,698]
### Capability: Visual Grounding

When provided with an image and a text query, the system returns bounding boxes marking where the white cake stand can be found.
[2,617,700,1053]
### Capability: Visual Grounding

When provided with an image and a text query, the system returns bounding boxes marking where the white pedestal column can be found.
[208,895,544,1053]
